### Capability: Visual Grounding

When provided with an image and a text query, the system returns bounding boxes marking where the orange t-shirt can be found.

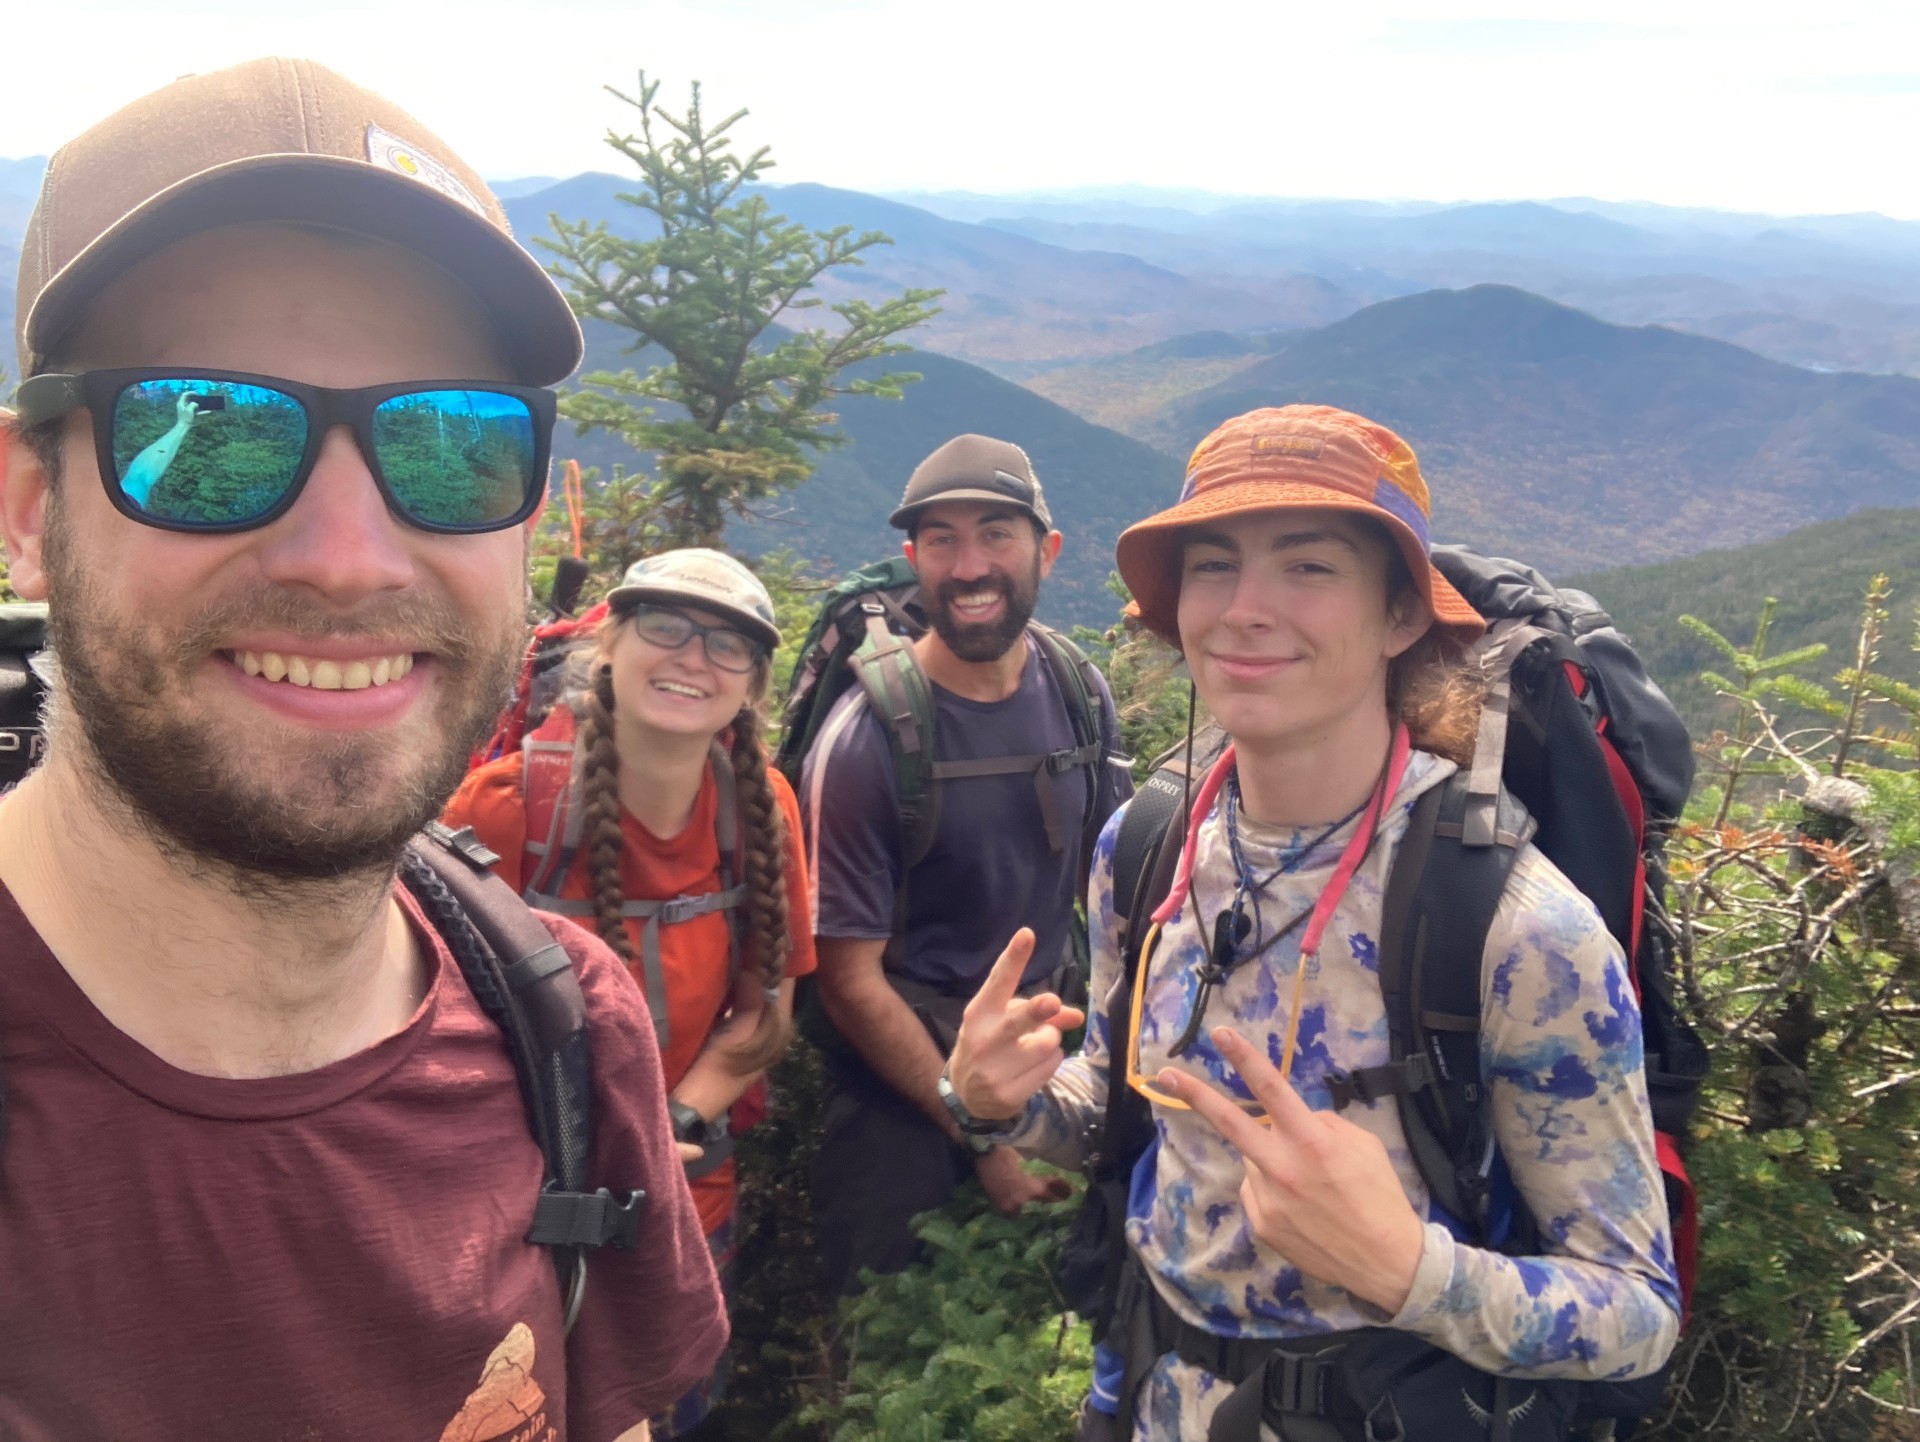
[444,748,817,1234]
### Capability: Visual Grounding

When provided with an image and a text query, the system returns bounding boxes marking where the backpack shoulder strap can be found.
[1352,772,1534,1243]
[402,822,646,1331]
[1096,768,1194,1188]
[848,602,943,870]
[520,706,584,902]
[1030,623,1112,863]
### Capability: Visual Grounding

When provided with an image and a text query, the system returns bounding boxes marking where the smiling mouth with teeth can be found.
[232,650,416,691]
[652,678,710,700]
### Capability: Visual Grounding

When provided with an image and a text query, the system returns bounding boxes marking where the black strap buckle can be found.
[1046,742,1101,774]
[423,820,501,870]
[1327,1054,1436,1110]
[527,1185,647,1251]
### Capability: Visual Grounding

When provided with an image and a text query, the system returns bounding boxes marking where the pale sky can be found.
[8,0,1920,218]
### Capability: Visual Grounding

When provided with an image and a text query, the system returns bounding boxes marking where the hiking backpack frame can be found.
[1065,547,1708,1436]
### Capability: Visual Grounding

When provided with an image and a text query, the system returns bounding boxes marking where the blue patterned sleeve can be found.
[998,802,1131,1169]
[1381,847,1682,1381]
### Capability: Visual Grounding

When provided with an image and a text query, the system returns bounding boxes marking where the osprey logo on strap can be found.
[1461,1384,1540,1430]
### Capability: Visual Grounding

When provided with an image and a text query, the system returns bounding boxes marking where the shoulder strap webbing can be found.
[848,603,942,869]
[520,710,582,900]
[1359,773,1534,1242]
[1031,624,1112,865]
[1092,758,1197,1199]
[402,822,646,1332]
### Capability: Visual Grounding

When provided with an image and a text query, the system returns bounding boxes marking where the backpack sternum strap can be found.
[929,740,1103,855]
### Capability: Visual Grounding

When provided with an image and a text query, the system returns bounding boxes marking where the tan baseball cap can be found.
[15,57,582,386]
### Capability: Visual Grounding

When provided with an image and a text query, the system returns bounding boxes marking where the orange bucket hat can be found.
[1115,404,1484,645]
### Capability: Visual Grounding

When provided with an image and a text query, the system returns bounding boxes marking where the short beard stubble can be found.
[925,550,1044,663]
[43,500,525,884]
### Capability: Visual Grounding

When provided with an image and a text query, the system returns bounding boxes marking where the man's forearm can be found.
[820,961,962,1138]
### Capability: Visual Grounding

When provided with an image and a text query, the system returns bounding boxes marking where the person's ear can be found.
[1383,586,1433,660]
[903,535,917,569]
[0,412,54,602]
[1039,528,1063,576]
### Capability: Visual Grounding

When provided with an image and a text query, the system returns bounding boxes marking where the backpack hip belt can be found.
[1107,1251,1367,1441]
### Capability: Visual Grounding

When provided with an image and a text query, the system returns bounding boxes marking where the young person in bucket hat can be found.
[445,549,817,1437]
[0,59,722,1440]
[945,405,1679,1440]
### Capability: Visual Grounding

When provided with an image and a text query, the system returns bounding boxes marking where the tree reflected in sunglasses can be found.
[14,368,556,534]
[626,604,764,674]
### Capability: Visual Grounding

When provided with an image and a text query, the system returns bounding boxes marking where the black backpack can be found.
[0,604,50,792]
[1061,547,1706,1434]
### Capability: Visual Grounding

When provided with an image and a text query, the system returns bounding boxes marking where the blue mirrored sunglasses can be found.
[14,368,557,535]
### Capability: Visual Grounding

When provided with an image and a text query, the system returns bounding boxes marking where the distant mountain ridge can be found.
[504,175,1351,372]
[1570,507,1920,738]
[1036,285,1920,576]
[555,320,1179,628]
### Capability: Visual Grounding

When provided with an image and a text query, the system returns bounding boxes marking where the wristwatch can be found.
[937,1063,1017,1154]
[667,1099,729,1150]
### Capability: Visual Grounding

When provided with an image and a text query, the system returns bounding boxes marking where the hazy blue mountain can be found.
[1149,285,1920,573]
[504,174,1360,370]
[557,321,1180,628]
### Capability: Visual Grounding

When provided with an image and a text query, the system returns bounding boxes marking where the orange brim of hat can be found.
[1115,477,1484,645]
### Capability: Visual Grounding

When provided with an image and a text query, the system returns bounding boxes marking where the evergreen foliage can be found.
[538,74,942,549]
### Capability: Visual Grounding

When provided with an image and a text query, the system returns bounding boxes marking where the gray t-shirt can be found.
[801,635,1133,995]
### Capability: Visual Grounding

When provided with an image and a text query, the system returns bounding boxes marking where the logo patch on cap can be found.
[1251,435,1325,460]
[365,123,486,218]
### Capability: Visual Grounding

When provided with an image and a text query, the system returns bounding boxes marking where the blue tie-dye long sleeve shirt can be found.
[1002,751,1680,1399]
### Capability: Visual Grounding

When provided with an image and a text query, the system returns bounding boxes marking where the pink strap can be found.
[1298,725,1411,960]
[1150,744,1238,926]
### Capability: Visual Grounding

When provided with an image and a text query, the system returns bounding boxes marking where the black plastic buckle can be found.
[424,820,501,870]
[528,1185,647,1251]
[1327,1055,1437,1110]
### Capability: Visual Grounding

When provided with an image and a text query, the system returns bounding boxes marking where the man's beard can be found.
[925,557,1042,664]
[44,516,524,883]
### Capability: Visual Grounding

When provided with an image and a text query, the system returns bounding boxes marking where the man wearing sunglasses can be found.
[0,59,723,1441]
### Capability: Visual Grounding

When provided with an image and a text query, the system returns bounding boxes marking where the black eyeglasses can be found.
[14,368,556,535]
[627,604,764,675]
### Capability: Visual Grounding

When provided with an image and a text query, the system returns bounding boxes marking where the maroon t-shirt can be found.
[0,883,727,1441]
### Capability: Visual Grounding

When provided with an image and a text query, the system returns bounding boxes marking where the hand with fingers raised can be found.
[949,927,1087,1128]
[1156,1026,1428,1317]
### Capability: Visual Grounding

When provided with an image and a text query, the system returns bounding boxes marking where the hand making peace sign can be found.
[948,927,1087,1123]
[1155,1026,1429,1317]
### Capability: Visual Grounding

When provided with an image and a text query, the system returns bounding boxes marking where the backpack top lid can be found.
[1431,545,1694,824]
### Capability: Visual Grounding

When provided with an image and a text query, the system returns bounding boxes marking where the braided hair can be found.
[571,607,794,1073]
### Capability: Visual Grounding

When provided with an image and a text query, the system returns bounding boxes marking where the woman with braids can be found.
[943,407,1678,1441]
[444,548,814,1438]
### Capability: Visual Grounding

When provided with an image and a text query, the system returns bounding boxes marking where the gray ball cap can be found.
[888,434,1053,532]
[605,549,781,652]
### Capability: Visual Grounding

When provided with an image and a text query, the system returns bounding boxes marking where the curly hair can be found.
[570,610,794,1074]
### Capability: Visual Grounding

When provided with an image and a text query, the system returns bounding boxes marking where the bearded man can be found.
[798,434,1132,1294]
[0,58,723,1441]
